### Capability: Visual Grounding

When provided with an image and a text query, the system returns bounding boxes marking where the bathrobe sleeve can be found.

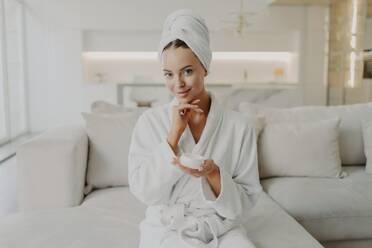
[128,113,184,206]
[201,125,263,220]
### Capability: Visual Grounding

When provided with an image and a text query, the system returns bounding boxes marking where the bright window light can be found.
[213,52,293,61]
[82,51,294,62]
[82,52,158,60]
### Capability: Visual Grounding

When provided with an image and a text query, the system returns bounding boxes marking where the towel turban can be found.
[158,9,212,73]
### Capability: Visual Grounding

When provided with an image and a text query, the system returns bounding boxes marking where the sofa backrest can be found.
[81,101,147,195]
[239,102,372,165]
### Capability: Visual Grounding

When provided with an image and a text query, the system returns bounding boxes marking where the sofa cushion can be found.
[0,188,323,248]
[91,100,130,113]
[322,239,372,248]
[16,127,88,211]
[82,111,143,193]
[91,100,148,114]
[0,205,142,248]
[83,188,323,248]
[261,166,372,242]
[363,121,372,174]
[258,118,343,178]
[243,192,323,248]
[239,102,372,165]
[81,187,146,222]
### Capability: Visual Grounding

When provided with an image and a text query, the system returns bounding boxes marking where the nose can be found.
[175,75,186,88]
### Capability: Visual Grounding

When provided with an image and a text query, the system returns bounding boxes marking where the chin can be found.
[177,97,191,104]
[175,93,194,103]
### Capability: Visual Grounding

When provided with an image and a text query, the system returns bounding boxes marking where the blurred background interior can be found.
[0,0,372,216]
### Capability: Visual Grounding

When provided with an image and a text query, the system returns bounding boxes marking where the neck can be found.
[193,90,211,116]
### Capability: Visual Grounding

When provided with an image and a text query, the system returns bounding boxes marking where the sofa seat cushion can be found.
[83,188,323,247]
[0,187,322,248]
[243,192,323,248]
[0,205,142,248]
[81,186,146,222]
[261,166,372,242]
[322,239,372,248]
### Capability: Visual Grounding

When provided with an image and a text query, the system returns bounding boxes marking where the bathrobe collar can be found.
[167,91,223,154]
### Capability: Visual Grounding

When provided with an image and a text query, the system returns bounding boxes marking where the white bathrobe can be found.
[128,92,262,248]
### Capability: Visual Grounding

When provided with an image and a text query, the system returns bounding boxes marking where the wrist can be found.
[167,134,180,155]
[168,129,181,143]
[167,133,179,145]
[206,166,220,180]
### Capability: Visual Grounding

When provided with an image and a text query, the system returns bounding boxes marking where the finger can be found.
[190,99,200,104]
[198,161,208,171]
[172,157,180,164]
[179,107,203,116]
[181,165,203,176]
[190,170,202,177]
[178,104,203,113]
[172,156,179,161]
[198,164,210,173]
[188,106,204,113]
[199,161,214,173]
[171,158,178,166]
[178,104,200,110]
[205,167,215,175]
[179,166,190,174]
[178,164,194,173]
[204,159,213,166]
[200,160,208,168]
[194,108,204,114]
[179,109,188,116]
[177,107,191,116]
[176,164,189,174]
[188,169,201,177]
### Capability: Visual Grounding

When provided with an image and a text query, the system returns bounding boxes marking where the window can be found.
[0,0,28,146]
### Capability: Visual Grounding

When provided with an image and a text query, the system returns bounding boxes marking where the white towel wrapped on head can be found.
[158,9,212,73]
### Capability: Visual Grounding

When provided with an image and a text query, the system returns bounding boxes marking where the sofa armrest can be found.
[16,126,88,212]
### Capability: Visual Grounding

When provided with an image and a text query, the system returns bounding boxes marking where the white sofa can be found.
[0,101,372,248]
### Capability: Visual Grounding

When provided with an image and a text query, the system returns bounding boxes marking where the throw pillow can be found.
[258,118,344,178]
[82,111,142,193]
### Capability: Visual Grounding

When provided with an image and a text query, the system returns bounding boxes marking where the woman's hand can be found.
[170,99,203,135]
[171,157,219,178]
[172,157,221,197]
[167,99,203,153]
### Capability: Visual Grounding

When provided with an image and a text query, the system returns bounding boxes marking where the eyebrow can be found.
[163,65,192,72]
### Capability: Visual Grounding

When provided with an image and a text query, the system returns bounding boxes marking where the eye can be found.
[164,72,172,79]
[184,68,193,76]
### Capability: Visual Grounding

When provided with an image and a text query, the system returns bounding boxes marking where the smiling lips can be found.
[177,88,191,96]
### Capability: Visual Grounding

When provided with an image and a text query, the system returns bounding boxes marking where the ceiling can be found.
[273,0,372,18]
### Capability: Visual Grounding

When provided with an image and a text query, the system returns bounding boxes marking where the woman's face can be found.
[161,46,207,104]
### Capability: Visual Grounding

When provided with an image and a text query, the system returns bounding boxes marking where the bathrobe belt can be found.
[159,203,220,248]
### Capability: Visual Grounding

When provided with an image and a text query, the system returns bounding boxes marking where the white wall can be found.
[23,0,329,132]
[25,1,85,130]
[366,19,372,50]
[301,6,329,106]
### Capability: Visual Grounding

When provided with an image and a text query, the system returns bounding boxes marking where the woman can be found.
[128,9,262,248]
